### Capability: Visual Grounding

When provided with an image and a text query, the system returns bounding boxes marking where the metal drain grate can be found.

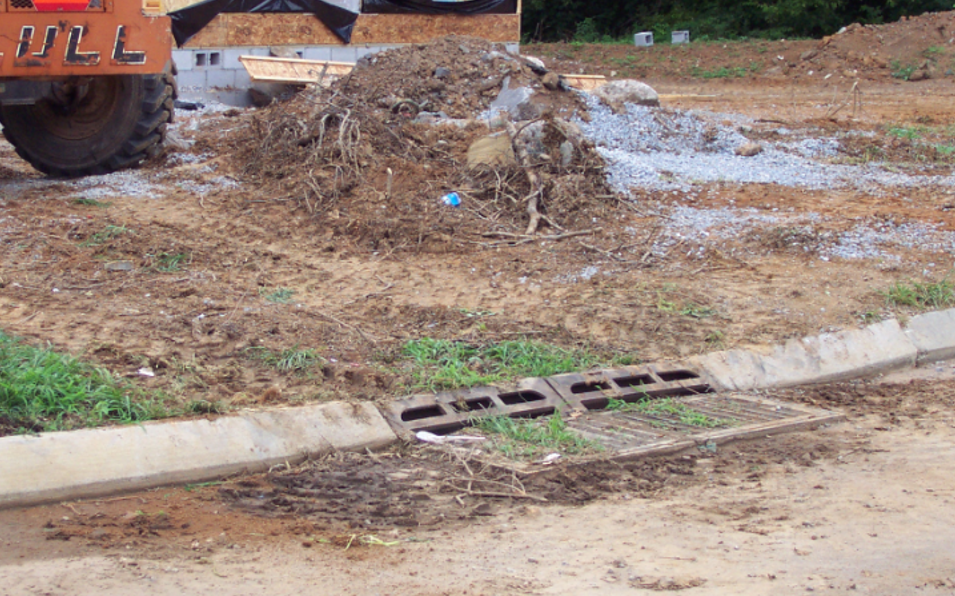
[9,0,36,10]
[561,393,843,465]
[385,363,843,467]
[385,363,713,436]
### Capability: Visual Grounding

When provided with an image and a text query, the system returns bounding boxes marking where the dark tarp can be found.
[361,0,517,14]
[169,0,359,47]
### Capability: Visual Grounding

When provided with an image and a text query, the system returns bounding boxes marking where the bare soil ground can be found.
[3,19,955,415]
[2,376,954,594]
[3,10,955,594]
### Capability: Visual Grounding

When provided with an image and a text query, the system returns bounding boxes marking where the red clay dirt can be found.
[3,13,955,592]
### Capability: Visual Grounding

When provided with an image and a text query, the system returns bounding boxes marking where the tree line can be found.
[521,0,953,42]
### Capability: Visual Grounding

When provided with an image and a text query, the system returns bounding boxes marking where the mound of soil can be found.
[528,10,955,84]
[220,36,617,251]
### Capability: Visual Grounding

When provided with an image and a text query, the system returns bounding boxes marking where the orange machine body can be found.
[0,0,172,78]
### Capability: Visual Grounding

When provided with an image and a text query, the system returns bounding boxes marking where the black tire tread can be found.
[0,68,177,178]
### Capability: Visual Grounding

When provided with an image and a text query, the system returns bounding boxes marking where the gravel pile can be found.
[577,95,955,193]
[656,205,955,263]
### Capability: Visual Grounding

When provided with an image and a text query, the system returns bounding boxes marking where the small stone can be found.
[559,141,575,167]
[434,66,451,79]
[104,260,134,272]
[735,142,763,157]
[542,72,561,90]
[800,50,818,61]
[522,55,547,74]
[908,69,927,81]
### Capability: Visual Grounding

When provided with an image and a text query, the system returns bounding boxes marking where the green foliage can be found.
[259,287,295,304]
[890,60,918,80]
[887,125,922,140]
[72,198,111,208]
[401,338,600,391]
[521,0,952,43]
[607,397,735,428]
[246,345,324,373]
[473,413,599,458]
[80,224,130,247]
[151,252,190,273]
[882,279,955,310]
[0,330,172,433]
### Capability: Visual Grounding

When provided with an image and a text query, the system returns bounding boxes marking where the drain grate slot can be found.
[570,381,612,394]
[451,398,494,413]
[656,369,701,382]
[499,391,546,405]
[400,405,445,422]
[613,374,653,388]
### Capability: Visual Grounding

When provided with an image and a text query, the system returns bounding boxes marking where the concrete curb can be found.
[904,307,955,365]
[0,402,395,509]
[2,310,953,510]
[690,319,917,391]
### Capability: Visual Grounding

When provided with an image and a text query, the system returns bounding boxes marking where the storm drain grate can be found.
[385,363,843,468]
[384,363,712,436]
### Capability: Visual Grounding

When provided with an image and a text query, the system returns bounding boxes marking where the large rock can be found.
[592,79,660,113]
[490,76,539,120]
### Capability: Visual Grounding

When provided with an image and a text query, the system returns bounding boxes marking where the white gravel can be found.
[576,95,955,193]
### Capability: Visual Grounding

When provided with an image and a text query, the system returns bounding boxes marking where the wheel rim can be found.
[30,77,125,142]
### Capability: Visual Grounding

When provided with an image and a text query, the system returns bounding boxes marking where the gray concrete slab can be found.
[904,307,955,364]
[0,402,395,509]
[692,319,918,391]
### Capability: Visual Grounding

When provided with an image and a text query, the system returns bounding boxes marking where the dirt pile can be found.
[796,11,955,80]
[225,36,618,251]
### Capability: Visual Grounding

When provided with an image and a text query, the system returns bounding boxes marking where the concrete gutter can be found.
[691,308,955,391]
[0,402,395,509]
[1,307,953,510]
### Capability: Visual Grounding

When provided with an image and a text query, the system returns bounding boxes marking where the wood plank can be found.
[239,56,354,84]
[184,13,520,48]
[561,74,607,91]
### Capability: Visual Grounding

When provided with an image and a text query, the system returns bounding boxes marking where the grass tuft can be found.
[607,397,734,428]
[259,287,295,304]
[472,413,599,459]
[0,330,173,434]
[246,345,323,373]
[401,339,600,392]
[80,224,130,247]
[882,279,955,310]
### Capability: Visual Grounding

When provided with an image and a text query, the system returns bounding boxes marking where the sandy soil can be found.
[3,11,955,595]
[2,377,954,595]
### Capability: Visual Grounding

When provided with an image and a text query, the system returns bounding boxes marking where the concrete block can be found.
[303,46,333,61]
[905,308,955,364]
[356,46,377,61]
[672,30,690,44]
[172,49,194,71]
[692,319,918,391]
[0,402,396,509]
[634,32,654,47]
[234,69,252,90]
[207,68,237,88]
[175,69,207,89]
[330,46,358,63]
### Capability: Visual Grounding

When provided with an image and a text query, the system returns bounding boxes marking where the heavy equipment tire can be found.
[0,70,175,178]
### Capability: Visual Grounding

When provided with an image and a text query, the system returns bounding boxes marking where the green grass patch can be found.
[608,397,734,429]
[0,330,173,434]
[890,60,918,81]
[80,224,130,247]
[246,345,323,373]
[882,278,955,310]
[151,252,190,273]
[259,287,295,304]
[401,339,600,392]
[72,198,111,208]
[691,65,749,79]
[472,413,599,459]
[887,125,922,140]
